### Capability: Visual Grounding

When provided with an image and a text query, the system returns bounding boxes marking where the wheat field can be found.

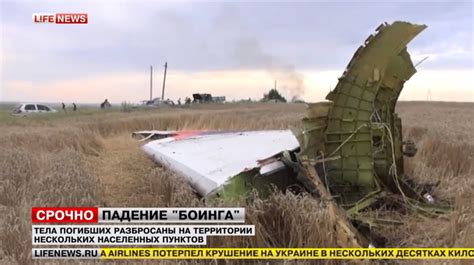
[0,101,472,265]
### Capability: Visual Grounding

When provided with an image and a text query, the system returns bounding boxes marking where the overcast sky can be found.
[1,0,472,103]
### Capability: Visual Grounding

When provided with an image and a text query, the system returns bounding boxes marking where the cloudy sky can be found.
[0,0,472,103]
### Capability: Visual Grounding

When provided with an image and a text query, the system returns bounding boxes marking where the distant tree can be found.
[262,88,287,102]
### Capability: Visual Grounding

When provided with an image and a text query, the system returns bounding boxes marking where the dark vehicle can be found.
[192,93,213,103]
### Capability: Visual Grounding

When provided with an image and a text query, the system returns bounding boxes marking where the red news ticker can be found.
[32,207,98,223]
[32,13,88,24]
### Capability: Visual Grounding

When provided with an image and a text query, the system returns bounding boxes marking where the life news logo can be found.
[32,13,88,24]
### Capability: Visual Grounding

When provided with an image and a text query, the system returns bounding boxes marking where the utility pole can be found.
[274,80,277,90]
[150,65,153,100]
[162,62,168,100]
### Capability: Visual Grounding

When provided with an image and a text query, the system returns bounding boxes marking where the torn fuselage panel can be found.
[320,21,426,204]
[138,130,299,197]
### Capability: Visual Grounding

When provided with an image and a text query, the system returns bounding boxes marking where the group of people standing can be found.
[60,99,112,113]
[61,102,77,112]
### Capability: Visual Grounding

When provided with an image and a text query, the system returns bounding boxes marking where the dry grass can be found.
[0,102,473,265]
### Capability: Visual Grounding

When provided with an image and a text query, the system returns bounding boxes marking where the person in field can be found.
[72,103,77,111]
[100,99,111,109]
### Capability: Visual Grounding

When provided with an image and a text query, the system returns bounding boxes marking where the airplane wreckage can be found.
[133,21,450,247]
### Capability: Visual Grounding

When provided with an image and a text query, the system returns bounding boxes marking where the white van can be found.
[13,103,58,115]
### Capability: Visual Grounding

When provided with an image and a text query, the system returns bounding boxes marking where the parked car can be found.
[141,98,175,107]
[13,103,58,115]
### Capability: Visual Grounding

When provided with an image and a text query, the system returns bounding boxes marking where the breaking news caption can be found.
[31,207,474,260]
